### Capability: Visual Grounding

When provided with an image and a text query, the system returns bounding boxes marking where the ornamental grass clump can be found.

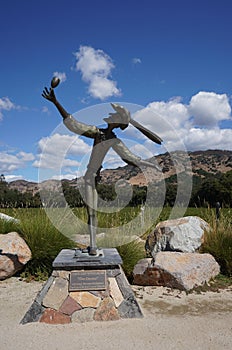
[0,216,19,234]
[117,240,146,282]
[201,208,232,277]
[15,208,75,280]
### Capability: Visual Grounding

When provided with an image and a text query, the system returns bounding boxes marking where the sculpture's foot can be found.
[88,247,98,256]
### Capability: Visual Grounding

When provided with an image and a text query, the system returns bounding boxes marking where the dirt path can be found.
[0,277,232,350]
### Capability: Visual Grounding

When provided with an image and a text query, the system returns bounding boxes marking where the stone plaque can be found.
[69,270,106,292]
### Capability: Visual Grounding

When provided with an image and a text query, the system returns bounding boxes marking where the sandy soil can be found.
[0,277,232,350]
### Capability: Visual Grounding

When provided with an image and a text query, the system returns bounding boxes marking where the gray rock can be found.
[20,300,44,324]
[118,296,143,319]
[116,267,134,299]
[35,276,55,304]
[0,232,32,280]
[72,308,95,323]
[133,252,220,291]
[93,297,120,321]
[21,276,55,324]
[42,277,69,310]
[146,216,210,258]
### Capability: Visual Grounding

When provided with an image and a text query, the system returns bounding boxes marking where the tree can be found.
[192,171,232,207]
[0,174,6,182]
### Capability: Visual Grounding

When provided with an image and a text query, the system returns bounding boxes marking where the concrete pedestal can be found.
[21,248,143,324]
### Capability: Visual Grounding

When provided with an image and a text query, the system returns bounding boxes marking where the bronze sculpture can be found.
[42,77,163,255]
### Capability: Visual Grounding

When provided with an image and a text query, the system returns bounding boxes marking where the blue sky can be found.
[1,0,232,182]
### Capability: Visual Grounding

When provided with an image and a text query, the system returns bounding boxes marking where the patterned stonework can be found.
[21,265,143,325]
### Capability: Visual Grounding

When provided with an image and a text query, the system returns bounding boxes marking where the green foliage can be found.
[117,240,146,282]
[129,186,147,206]
[1,169,232,209]
[62,182,84,207]
[0,181,42,208]
[97,183,117,202]
[192,171,232,207]
[0,216,20,234]
[200,208,232,276]
[187,274,232,293]
[72,206,141,233]
[1,206,232,280]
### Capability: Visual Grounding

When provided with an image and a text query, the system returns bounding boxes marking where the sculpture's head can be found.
[104,103,130,130]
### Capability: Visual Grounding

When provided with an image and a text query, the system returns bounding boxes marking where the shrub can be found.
[13,209,75,280]
[1,206,231,280]
[117,240,146,282]
[0,216,19,234]
[201,209,232,276]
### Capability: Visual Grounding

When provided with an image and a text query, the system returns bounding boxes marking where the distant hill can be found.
[9,179,40,194]
[8,149,232,193]
[99,149,232,186]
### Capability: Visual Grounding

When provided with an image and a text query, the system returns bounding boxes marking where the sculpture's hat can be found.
[103,103,131,126]
[104,103,163,144]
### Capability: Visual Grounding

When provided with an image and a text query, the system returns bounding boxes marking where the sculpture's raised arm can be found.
[42,84,70,121]
[42,78,98,138]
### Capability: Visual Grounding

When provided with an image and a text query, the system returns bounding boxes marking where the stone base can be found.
[21,249,143,324]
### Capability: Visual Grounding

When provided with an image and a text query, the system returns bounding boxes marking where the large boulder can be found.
[146,216,210,258]
[0,232,32,280]
[133,252,220,291]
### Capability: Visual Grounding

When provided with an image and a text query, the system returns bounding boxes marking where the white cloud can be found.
[34,133,91,169]
[17,151,35,161]
[0,97,14,110]
[0,97,16,120]
[189,91,231,126]
[42,106,49,114]
[37,133,91,156]
[74,45,121,100]
[88,76,120,100]
[133,91,232,152]
[0,151,35,173]
[5,175,23,182]
[53,71,67,83]
[102,149,125,169]
[49,168,85,181]
[129,144,153,159]
[184,127,232,151]
[147,97,189,130]
[132,57,141,64]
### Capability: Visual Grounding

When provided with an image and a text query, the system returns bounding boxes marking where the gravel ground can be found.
[0,277,232,350]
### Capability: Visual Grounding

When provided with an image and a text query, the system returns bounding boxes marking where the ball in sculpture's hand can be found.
[51,77,60,88]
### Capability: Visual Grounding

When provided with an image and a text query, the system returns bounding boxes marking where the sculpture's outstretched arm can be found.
[42,87,70,120]
[42,87,99,138]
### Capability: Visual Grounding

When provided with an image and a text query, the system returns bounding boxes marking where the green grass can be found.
[147,206,232,277]
[199,208,232,277]
[0,215,19,234]
[0,207,148,280]
[187,274,232,294]
[117,240,146,283]
[1,206,232,280]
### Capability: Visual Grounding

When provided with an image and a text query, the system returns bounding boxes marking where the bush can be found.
[1,207,231,280]
[0,216,19,234]
[117,240,146,282]
[201,209,232,276]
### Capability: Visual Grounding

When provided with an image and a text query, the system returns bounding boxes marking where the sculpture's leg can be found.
[85,182,98,255]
